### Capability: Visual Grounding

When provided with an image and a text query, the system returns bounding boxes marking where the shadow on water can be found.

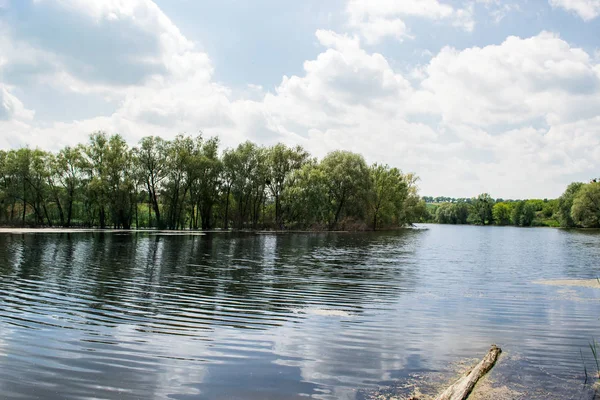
[0,226,599,399]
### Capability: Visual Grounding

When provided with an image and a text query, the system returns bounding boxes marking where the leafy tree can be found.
[266,143,309,229]
[369,164,407,230]
[135,136,168,228]
[284,162,329,228]
[454,202,470,224]
[190,137,222,230]
[53,146,85,227]
[472,193,494,225]
[0,133,423,231]
[511,200,535,226]
[571,182,600,228]
[224,142,267,229]
[492,202,512,225]
[162,135,195,230]
[435,202,457,224]
[435,202,470,224]
[557,182,584,227]
[319,151,371,229]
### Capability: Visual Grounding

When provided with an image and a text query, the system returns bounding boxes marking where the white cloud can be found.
[346,0,474,44]
[0,0,241,149]
[549,0,600,20]
[0,0,211,91]
[0,84,35,121]
[1,1,600,198]
[476,0,521,23]
[419,32,600,127]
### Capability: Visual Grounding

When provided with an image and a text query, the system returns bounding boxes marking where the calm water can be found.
[0,225,599,399]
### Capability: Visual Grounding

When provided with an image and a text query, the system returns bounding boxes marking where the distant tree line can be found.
[423,181,600,228]
[0,132,426,231]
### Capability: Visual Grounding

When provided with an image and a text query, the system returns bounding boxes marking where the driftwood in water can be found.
[433,345,502,400]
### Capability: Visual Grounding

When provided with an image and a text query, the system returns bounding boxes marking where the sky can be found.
[0,0,600,199]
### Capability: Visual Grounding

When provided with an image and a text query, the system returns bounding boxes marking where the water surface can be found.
[0,225,599,399]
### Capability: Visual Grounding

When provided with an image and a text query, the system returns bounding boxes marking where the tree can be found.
[189,137,222,230]
[162,135,194,230]
[369,164,407,230]
[472,193,494,225]
[396,173,425,226]
[511,200,535,226]
[319,151,371,229]
[557,182,584,227]
[266,143,309,229]
[222,142,268,229]
[571,182,600,228]
[221,148,237,230]
[454,202,470,224]
[284,161,328,228]
[53,146,85,227]
[436,202,457,224]
[1,134,424,231]
[82,132,135,229]
[135,136,168,228]
[492,202,512,226]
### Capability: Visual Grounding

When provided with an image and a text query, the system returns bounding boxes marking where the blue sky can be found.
[1,0,600,198]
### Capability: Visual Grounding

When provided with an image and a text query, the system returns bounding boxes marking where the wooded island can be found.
[0,132,423,231]
[1,131,598,231]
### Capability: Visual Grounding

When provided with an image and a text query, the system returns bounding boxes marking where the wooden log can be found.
[433,345,502,400]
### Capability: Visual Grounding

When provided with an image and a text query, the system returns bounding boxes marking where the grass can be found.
[580,338,600,384]
[582,348,589,384]
[590,339,600,380]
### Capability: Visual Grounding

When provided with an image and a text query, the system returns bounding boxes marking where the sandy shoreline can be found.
[533,278,600,288]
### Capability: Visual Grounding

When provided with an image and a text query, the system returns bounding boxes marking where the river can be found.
[0,225,599,399]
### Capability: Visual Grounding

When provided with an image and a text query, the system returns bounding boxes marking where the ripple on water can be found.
[0,227,599,399]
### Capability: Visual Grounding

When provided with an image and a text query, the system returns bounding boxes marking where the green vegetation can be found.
[422,180,600,228]
[591,339,600,380]
[0,132,425,231]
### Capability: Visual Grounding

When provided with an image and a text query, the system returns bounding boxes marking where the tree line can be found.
[0,132,425,231]
[423,181,600,228]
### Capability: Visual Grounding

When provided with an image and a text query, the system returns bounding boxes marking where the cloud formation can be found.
[346,0,474,44]
[549,0,600,20]
[0,0,600,198]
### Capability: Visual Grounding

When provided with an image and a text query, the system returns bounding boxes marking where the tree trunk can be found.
[148,195,152,228]
[332,196,346,230]
[275,195,281,229]
[433,345,501,400]
[99,206,106,229]
[22,196,26,225]
[66,187,74,227]
[190,203,194,230]
[135,196,139,229]
[43,202,52,227]
[224,186,231,230]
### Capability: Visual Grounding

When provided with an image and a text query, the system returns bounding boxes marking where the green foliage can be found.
[571,182,600,228]
[427,192,574,228]
[492,202,512,225]
[319,151,371,229]
[368,164,421,229]
[558,182,584,227]
[265,143,309,229]
[471,193,494,225]
[510,200,535,227]
[435,202,470,224]
[0,133,421,231]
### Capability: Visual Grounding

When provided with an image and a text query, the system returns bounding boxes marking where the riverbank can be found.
[0,225,422,234]
[0,227,204,235]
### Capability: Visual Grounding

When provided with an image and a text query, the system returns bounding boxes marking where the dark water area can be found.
[0,225,599,399]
